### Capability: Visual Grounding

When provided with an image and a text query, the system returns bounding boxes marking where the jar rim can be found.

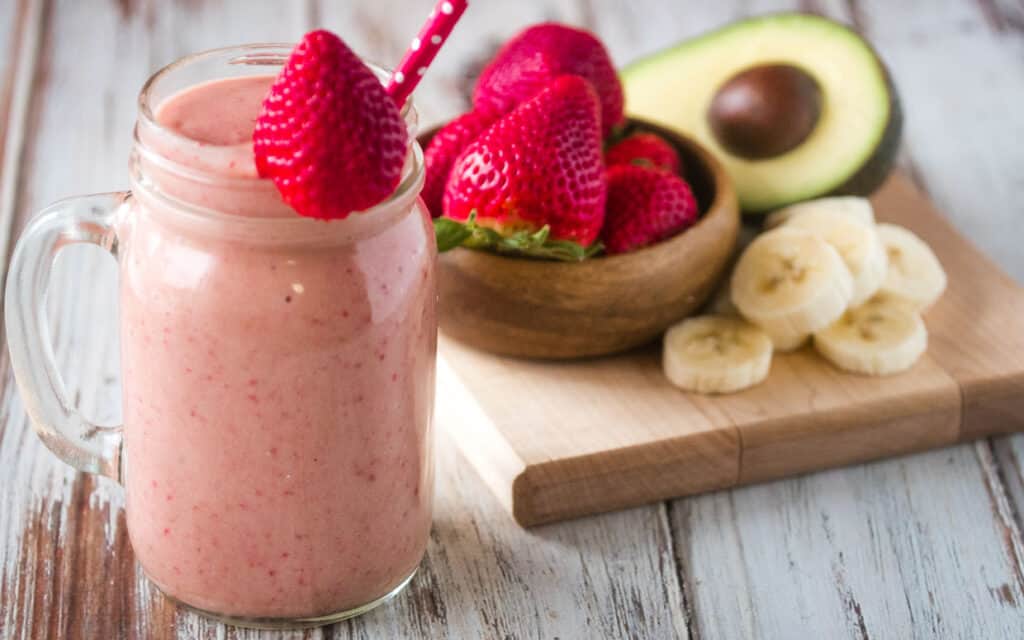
[131,43,424,237]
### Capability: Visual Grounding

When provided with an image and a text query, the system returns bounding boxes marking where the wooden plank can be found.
[0,0,45,288]
[993,435,1024,550]
[0,0,27,175]
[139,0,309,70]
[0,0,21,119]
[674,444,1024,638]
[588,0,857,73]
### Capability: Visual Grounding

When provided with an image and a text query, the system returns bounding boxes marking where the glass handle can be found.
[5,192,130,482]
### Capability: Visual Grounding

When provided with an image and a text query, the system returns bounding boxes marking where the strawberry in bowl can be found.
[438,75,606,260]
[605,132,683,175]
[602,164,698,255]
[473,22,625,137]
[420,22,740,359]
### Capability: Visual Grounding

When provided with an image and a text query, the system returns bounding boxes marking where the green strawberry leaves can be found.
[434,216,477,252]
[434,213,603,262]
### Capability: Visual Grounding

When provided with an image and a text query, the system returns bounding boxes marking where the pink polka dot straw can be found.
[386,0,469,108]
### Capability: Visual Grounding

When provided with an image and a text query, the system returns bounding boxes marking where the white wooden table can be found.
[1,1,1023,638]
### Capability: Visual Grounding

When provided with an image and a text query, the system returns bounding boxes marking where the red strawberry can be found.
[602,164,698,254]
[605,132,682,174]
[422,110,498,218]
[444,75,606,246]
[254,30,407,220]
[473,23,624,137]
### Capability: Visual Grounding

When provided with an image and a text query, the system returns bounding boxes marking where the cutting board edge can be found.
[509,426,740,526]
[958,371,1024,440]
[736,380,963,484]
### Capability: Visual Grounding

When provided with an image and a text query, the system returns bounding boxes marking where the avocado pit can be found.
[708,64,822,160]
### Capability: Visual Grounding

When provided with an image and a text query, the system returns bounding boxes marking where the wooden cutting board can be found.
[435,175,1024,526]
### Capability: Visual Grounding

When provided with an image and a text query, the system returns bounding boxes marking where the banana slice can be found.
[663,315,772,394]
[731,227,854,340]
[765,196,875,230]
[784,208,888,306]
[877,224,947,310]
[814,294,927,375]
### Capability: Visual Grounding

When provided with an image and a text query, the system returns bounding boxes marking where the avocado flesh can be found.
[621,14,898,213]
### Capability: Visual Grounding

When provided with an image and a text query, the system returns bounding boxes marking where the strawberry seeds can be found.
[254,30,407,220]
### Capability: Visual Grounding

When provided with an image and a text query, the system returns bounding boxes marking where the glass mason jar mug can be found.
[4,45,437,628]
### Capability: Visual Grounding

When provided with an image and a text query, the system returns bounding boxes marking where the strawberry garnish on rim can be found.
[253,30,408,220]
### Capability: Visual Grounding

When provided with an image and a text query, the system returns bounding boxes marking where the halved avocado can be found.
[621,13,901,213]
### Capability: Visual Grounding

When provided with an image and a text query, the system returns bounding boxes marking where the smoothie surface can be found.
[156,75,274,146]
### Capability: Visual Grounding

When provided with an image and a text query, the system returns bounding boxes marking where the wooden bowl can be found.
[420,118,740,359]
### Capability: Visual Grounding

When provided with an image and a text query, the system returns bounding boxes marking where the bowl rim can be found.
[420,116,738,272]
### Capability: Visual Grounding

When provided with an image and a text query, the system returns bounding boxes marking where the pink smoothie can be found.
[120,75,436,619]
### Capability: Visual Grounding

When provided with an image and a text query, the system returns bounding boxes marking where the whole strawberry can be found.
[473,23,624,137]
[445,75,606,246]
[422,110,497,218]
[606,132,682,174]
[602,164,698,254]
[254,30,407,220]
